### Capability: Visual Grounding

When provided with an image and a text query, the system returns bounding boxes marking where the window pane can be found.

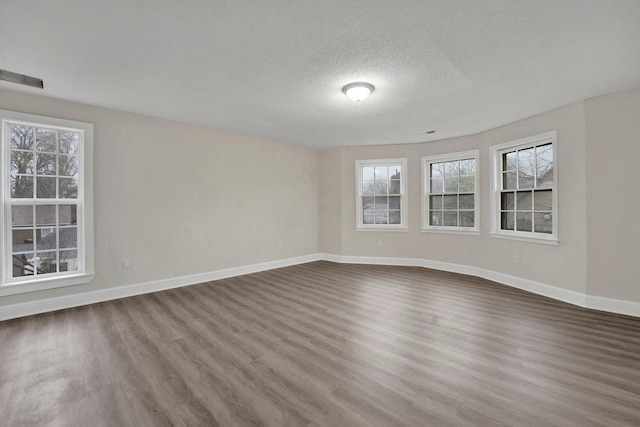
[430,178,444,193]
[12,205,33,227]
[362,196,374,213]
[36,228,57,250]
[58,154,79,177]
[11,150,34,175]
[389,196,401,210]
[501,212,514,230]
[58,131,79,155]
[534,190,552,211]
[503,171,516,190]
[362,181,374,196]
[10,125,34,150]
[363,213,374,224]
[59,177,78,199]
[430,211,442,226]
[430,163,443,180]
[444,161,458,178]
[59,205,78,226]
[459,159,475,175]
[459,194,474,210]
[374,166,388,180]
[362,167,374,182]
[374,212,388,224]
[36,153,57,175]
[536,143,553,167]
[518,147,535,169]
[389,180,401,194]
[36,205,56,226]
[518,167,535,189]
[389,166,401,180]
[536,165,553,187]
[459,175,474,192]
[443,195,457,210]
[10,175,34,198]
[444,176,458,193]
[501,192,515,210]
[60,250,78,272]
[389,211,401,225]
[13,254,35,277]
[516,191,532,211]
[516,212,532,232]
[459,211,474,228]
[503,151,517,171]
[60,227,77,249]
[37,177,57,198]
[36,128,57,152]
[518,148,535,188]
[443,211,457,226]
[374,180,388,195]
[13,229,34,253]
[35,252,58,274]
[430,195,443,210]
[374,196,388,210]
[534,212,553,234]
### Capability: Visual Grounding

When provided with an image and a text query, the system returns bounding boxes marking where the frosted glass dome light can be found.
[342,82,375,102]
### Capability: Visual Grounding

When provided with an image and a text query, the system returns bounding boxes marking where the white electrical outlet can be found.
[378,240,383,247]
[122,257,131,269]
[514,254,520,265]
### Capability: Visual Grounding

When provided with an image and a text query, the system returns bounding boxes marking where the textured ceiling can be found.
[1,1,640,149]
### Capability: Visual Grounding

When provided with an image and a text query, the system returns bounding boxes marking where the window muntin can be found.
[423,150,478,232]
[356,159,407,229]
[500,143,553,233]
[1,110,94,294]
[7,122,81,280]
[491,131,557,243]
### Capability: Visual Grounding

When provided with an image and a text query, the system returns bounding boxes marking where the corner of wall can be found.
[584,87,640,304]
[318,148,343,255]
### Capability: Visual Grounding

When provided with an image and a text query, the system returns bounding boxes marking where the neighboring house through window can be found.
[490,131,557,244]
[422,150,479,233]
[1,110,94,295]
[356,158,408,230]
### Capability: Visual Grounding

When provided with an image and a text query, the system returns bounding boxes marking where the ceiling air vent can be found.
[0,69,44,89]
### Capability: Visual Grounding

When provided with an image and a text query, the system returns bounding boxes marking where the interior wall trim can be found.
[1,253,638,321]
[321,254,640,318]
[0,253,323,321]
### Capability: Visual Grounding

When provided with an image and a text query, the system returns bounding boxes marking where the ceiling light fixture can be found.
[0,69,44,89]
[342,82,374,102]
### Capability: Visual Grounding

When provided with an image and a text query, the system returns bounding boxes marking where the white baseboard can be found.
[2,252,639,321]
[320,253,587,306]
[320,253,639,318]
[585,294,640,318]
[0,253,322,321]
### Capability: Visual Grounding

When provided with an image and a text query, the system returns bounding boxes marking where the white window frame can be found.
[489,131,558,245]
[421,150,480,234]
[355,158,408,231]
[0,110,94,296]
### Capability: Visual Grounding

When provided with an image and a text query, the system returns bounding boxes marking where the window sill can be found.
[356,227,409,232]
[0,272,95,296]
[490,232,558,246]
[422,228,480,236]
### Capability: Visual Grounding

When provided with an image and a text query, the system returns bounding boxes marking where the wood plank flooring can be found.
[1,261,640,426]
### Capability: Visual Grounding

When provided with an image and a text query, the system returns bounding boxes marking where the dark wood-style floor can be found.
[1,261,640,426]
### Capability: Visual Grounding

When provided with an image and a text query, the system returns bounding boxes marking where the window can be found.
[422,150,479,233]
[1,110,94,295]
[490,131,557,244]
[356,158,407,230]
